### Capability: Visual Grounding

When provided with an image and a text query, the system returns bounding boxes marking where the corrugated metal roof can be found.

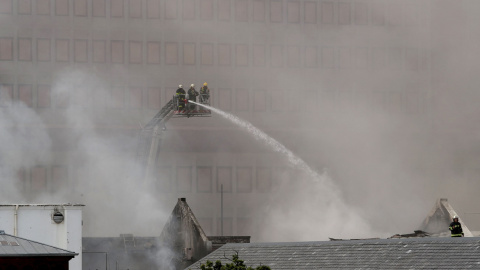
[0,233,77,257]
[188,237,480,270]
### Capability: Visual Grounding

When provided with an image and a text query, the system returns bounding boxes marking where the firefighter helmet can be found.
[179,84,183,88]
[191,84,195,87]
[203,82,207,86]
[453,215,459,220]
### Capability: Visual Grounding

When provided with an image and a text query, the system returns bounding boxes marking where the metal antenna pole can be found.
[221,184,224,236]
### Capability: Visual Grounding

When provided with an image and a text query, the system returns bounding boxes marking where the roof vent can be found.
[0,230,4,235]
[52,211,64,224]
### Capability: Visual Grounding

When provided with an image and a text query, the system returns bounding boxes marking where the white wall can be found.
[0,204,84,270]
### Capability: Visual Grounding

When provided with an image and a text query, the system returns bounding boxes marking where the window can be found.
[18,85,33,107]
[74,39,88,63]
[0,84,13,107]
[201,43,213,65]
[338,2,350,25]
[37,39,51,62]
[217,217,233,235]
[177,166,192,193]
[270,45,283,68]
[388,90,403,114]
[372,47,386,70]
[128,87,143,108]
[235,88,249,111]
[419,48,429,70]
[218,88,232,111]
[406,48,418,71]
[271,89,285,111]
[354,2,367,25]
[129,41,142,64]
[157,166,172,192]
[371,2,385,25]
[304,1,316,24]
[235,44,248,66]
[129,0,142,18]
[217,167,232,192]
[165,42,178,65]
[235,0,247,22]
[252,0,264,22]
[321,47,334,68]
[55,39,69,62]
[338,47,351,69]
[37,85,51,108]
[92,0,106,17]
[197,166,212,193]
[355,47,368,69]
[165,0,177,19]
[111,0,124,17]
[56,88,70,108]
[74,0,87,16]
[218,0,230,21]
[0,0,12,14]
[236,167,252,193]
[253,45,265,66]
[405,2,419,26]
[406,90,419,114]
[183,43,195,65]
[147,42,160,64]
[256,167,271,192]
[0,38,13,60]
[270,0,282,23]
[198,218,212,235]
[109,87,125,108]
[93,40,106,63]
[253,89,266,111]
[218,44,231,66]
[388,1,402,26]
[305,46,317,68]
[18,0,31,14]
[93,87,107,108]
[287,45,300,68]
[52,166,67,191]
[388,48,402,70]
[37,0,50,15]
[147,0,160,19]
[200,0,213,20]
[321,2,334,24]
[147,87,161,109]
[287,1,300,23]
[111,40,124,63]
[31,166,47,192]
[74,85,92,107]
[55,0,69,16]
[183,0,195,20]
[287,88,301,112]
[237,217,252,236]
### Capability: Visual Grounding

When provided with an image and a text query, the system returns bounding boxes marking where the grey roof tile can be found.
[0,233,77,257]
[187,237,480,270]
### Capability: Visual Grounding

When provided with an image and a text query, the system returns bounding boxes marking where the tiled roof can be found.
[0,232,77,257]
[188,237,480,269]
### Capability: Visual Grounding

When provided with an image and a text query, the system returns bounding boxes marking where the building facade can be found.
[2,0,478,239]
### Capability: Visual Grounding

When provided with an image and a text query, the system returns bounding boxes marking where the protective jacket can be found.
[188,87,199,101]
[449,221,464,237]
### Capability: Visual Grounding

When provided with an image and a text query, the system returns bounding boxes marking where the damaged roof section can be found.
[419,198,473,237]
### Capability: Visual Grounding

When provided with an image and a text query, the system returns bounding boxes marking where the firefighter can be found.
[449,215,464,237]
[187,84,199,110]
[176,84,186,110]
[199,82,210,103]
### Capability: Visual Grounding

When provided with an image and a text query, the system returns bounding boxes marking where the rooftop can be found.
[188,237,480,270]
[0,231,77,257]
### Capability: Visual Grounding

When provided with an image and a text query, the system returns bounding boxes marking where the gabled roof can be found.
[419,198,473,237]
[0,232,77,257]
[188,237,480,270]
